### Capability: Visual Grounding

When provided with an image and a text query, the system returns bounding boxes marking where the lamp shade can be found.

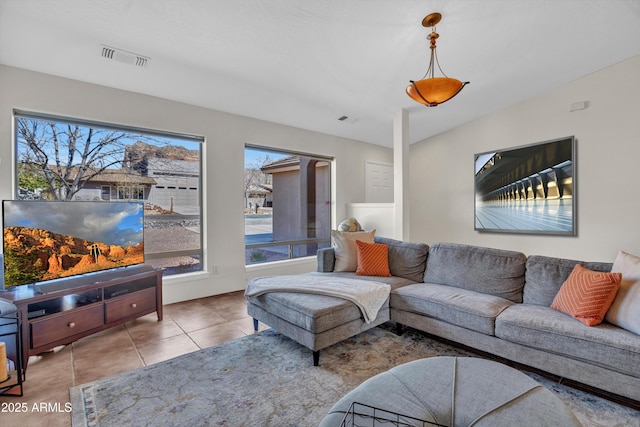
[406,77,468,107]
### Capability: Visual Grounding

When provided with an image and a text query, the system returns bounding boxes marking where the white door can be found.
[365,161,393,203]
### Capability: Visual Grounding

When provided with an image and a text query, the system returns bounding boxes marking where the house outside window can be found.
[13,110,204,277]
[245,145,332,265]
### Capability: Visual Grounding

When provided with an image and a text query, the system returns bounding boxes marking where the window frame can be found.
[244,144,333,266]
[12,109,205,277]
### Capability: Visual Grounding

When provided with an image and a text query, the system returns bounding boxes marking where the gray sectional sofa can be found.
[246,237,640,403]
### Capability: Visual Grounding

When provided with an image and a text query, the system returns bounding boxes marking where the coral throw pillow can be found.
[551,264,622,326]
[355,240,391,277]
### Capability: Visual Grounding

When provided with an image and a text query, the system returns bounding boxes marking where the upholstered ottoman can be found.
[246,287,390,366]
[319,356,581,427]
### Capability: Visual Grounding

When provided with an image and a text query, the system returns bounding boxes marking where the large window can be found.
[244,145,332,265]
[14,110,203,276]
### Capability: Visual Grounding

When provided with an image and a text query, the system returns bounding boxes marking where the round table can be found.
[319,356,581,427]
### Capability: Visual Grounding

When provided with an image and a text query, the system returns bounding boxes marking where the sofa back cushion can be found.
[331,229,376,272]
[524,255,613,306]
[423,243,526,303]
[374,236,429,283]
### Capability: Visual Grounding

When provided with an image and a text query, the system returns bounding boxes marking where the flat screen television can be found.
[2,200,145,289]
[474,136,576,236]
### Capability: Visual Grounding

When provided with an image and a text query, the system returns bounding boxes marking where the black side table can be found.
[0,302,24,397]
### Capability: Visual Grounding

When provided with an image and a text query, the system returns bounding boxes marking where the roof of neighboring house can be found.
[147,157,200,173]
[260,156,329,174]
[93,170,157,185]
[260,156,299,173]
[246,183,272,195]
[50,166,157,185]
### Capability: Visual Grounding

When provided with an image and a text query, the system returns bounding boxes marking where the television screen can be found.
[474,136,576,235]
[2,200,144,288]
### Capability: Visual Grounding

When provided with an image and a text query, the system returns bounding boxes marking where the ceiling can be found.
[1,0,639,147]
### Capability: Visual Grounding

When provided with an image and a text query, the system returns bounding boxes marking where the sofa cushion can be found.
[423,243,526,303]
[524,256,614,306]
[331,229,375,272]
[391,283,515,336]
[374,236,429,282]
[495,304,640,377]
[356,240,391,277]
[550,265,621,326]
[305,271,415,292]
[606,250,640,335]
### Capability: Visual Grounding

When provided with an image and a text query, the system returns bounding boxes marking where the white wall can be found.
[409,55,640,262]
[347,203,395,239]
[0,65,393,303]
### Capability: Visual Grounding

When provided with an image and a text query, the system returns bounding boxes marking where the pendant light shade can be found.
[407,12,469,107]
[407,77,467,106]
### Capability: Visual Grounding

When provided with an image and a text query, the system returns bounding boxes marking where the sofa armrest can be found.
[317,247,335,272]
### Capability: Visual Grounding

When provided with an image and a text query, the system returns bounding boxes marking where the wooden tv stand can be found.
[1,264,162,371]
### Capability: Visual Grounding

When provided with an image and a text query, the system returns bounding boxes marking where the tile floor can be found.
[0,290,266,426]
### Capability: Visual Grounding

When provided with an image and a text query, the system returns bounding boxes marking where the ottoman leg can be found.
[395,322,404,336]
[313,350,320,366]
[253,318,259,331]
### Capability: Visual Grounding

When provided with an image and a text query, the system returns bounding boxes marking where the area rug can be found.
[70,325,640,427]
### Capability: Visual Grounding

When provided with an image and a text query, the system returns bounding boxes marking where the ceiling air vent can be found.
[338,115,358,124]
[100,45,150,69]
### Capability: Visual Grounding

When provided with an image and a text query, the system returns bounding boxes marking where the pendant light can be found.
[406,12,469,107]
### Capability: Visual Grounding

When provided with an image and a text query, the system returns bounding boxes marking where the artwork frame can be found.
[474,136,576,236]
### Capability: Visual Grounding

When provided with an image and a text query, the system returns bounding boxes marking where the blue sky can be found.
[17,117,201,168]
[245,147,287,168]
[3,200,144,247]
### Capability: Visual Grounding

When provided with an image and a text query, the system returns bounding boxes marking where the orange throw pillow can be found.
[551,264,622,326]
[355,240,391,277]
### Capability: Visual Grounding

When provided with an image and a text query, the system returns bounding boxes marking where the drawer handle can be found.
[68,322,76,329]
[131,303,137,308]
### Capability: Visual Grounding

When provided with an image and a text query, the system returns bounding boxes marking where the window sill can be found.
[245,256,316,273]
[162,270,210,286]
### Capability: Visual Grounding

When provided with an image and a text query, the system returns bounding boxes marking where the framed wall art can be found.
[474,136,576,236]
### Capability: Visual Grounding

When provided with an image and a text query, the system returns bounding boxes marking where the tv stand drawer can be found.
[104,287,157,323]
[31,304,104,349]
